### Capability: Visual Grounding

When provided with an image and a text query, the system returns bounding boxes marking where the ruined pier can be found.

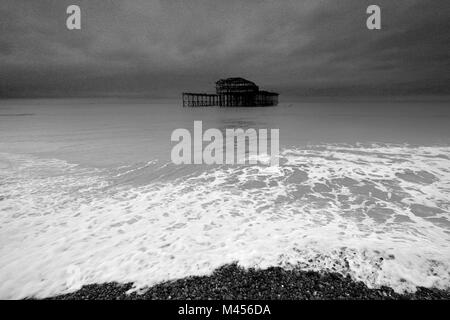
[182,78,279,107]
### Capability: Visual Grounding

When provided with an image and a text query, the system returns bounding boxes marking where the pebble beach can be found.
[46,264,450,300]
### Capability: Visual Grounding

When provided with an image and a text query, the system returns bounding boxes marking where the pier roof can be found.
[215,77,257,87]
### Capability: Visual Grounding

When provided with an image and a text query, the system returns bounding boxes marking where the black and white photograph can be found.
[1,0,450,311]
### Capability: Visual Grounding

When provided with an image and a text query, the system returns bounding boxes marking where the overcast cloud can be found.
[0,0,449,98]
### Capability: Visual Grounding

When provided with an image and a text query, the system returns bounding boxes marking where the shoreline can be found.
[44,264,450,300]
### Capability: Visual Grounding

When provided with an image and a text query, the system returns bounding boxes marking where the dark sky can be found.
[1,0,449,98]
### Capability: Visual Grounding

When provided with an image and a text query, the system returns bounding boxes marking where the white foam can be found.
[0,145,449,299]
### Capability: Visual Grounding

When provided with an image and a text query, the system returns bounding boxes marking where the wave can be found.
[0,144,449,298]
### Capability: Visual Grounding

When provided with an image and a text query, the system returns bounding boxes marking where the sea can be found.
[0,98,449,299]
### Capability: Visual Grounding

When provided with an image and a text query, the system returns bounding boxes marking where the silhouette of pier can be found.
[182,78,279,107]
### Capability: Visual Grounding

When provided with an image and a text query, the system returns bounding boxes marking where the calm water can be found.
[1,98,450,298]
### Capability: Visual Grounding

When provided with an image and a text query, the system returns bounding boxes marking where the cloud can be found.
[0,0,449,98]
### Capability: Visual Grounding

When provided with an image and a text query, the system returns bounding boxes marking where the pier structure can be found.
[256,91,279,106]
[182,93,218,107]
[182,77,279,107]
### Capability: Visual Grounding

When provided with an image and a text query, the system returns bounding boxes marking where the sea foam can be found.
[0,144,449,299]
